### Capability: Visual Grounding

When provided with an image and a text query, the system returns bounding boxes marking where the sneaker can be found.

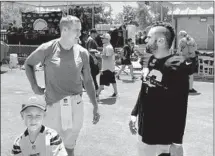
[189,88,197,93]
[132,76,138,80]
[110,93,118,97]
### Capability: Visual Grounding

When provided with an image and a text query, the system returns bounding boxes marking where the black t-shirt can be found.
[131,54,191,144]
[86,37,98,51]
[123,45,133,60]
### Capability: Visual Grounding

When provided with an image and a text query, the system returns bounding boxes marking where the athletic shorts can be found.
[121,59,132,65]
[138,135,170,156]
[100,70,116,86]
[44,94,84,149]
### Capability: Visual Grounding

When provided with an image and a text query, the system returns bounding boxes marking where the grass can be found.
[1,67,213,156]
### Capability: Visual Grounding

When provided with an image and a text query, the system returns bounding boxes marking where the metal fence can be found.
[1,30,8,43]
[3,44,38,65]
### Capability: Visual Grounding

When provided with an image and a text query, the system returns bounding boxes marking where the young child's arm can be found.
[11,137,23,156]
[50,132,68,156]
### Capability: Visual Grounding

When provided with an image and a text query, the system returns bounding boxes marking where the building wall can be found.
[176,16,214,50]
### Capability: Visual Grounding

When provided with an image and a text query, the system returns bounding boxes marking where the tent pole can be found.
[67,1,68,15]
[39,0,41,13]
[160,2,163,21]
[92,2,95,28]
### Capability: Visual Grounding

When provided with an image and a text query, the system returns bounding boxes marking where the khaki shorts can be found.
[44,94,84,149]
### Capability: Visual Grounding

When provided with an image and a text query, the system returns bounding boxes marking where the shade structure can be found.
[14,1,110,8]
[11,1,111,28]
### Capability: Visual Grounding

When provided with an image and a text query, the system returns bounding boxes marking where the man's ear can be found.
[157,37,165,46]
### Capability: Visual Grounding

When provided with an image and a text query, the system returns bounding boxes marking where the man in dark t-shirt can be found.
[116,38,137,80]
[129,21,192,156]
[86,28,98,50]
[85,29,100,93]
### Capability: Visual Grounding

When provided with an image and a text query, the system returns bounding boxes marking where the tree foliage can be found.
[136,2,171,30]
[1,2,35,27]
[114,5,138,26]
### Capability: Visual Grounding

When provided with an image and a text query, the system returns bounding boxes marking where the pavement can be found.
[1,67,214,156]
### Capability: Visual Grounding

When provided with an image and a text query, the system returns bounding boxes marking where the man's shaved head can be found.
[150,21,175,49]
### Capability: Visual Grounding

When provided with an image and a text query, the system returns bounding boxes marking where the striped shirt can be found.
[11,125,67,156]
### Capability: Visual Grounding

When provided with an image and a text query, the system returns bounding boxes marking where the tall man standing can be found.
[129,22,193,156]
[24,15,100,156]
[97,33,118,98]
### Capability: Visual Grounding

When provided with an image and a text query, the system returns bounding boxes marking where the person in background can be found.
[85,29,100,94]
[97,33,118,98]
[139,30,150,69]
[116,38,137,80]
[86,28,98,50]
[178,30,198,94]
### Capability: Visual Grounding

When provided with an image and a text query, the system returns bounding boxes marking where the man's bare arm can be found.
[81,50,100,124]
[24,44,47,94]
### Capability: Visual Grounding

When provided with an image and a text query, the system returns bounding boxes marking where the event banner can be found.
[21,11,62,31]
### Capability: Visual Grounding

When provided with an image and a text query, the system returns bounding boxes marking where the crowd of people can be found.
[5,15,200,156]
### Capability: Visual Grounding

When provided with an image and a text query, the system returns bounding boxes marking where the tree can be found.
[113,12,124,24]
[102,6,113,24]
[1,2,35,27]
[113,5,138,26]
[149,2,171,22]
[136,2,171,30]
[136,2,154,30]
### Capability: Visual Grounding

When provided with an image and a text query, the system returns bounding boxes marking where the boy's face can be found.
[22,106,45,132]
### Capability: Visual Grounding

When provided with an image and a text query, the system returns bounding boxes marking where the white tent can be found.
[11,1,111,28]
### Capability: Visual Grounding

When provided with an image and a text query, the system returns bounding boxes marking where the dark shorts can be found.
[100,70,116,86]
[121,59,132,65]
[190,56,198,74]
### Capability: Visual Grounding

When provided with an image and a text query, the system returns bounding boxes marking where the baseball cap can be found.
[178,30,187,37]
[21,96,47,113]
[100,33,111,40]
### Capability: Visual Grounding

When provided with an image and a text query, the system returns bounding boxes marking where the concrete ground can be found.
[1,66,213,156]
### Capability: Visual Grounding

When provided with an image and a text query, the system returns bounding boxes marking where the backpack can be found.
[89,53,100,75]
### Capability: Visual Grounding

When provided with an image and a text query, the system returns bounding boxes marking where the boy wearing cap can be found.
[11,96,68,156]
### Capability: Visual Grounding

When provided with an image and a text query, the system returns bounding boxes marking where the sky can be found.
[106,2,138,19]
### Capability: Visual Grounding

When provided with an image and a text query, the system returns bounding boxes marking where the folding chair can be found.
[198,56,214,78]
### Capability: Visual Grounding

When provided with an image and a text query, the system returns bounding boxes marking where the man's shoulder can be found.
[105,44,114,50]
[38,38,59,50]
[124,45,129,48]
[75,44,88,54]
[164,55,188,72]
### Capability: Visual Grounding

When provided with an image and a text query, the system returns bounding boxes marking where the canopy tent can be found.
[10,1,111,28]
